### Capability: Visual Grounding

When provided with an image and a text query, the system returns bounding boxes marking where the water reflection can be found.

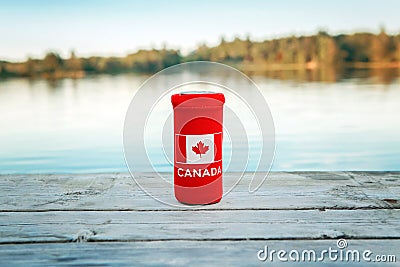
[0,70,399,174]
[245,67,400,84]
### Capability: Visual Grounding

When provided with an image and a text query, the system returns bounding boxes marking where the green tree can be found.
[42,52,63,73]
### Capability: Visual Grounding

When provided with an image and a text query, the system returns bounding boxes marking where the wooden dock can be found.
[0,172,399,266]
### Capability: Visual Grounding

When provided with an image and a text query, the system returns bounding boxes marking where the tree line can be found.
[1,30,400,79]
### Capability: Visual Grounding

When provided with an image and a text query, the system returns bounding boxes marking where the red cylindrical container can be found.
[171,91,225,204]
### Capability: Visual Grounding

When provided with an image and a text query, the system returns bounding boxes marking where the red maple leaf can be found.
[192,141,209,158]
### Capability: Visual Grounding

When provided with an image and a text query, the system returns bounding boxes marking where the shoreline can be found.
[1,63,400,80]
[239,61,400,71]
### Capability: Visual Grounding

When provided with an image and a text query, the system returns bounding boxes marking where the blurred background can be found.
[0,0,399,173]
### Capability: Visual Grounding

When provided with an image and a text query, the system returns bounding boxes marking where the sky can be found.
[1,0,400,61]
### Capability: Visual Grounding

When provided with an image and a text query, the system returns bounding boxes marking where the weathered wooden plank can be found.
[0,172,399,211]
[0,240,398,267]
[0,209,399,243]
[0,172,398,265]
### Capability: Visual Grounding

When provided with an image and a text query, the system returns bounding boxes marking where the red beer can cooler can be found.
[171,91,225,204]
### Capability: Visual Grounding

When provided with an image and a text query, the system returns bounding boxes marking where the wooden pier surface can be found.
[0,172,399,266]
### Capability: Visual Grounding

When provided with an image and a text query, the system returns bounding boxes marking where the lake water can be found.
[0,72,399,174]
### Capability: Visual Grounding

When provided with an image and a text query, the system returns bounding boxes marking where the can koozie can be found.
[171,91,225,204]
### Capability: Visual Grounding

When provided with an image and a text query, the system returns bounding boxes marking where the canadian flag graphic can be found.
[175,133,222,164]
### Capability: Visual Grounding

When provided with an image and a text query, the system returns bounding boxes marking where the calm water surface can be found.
[0,73,399,173]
